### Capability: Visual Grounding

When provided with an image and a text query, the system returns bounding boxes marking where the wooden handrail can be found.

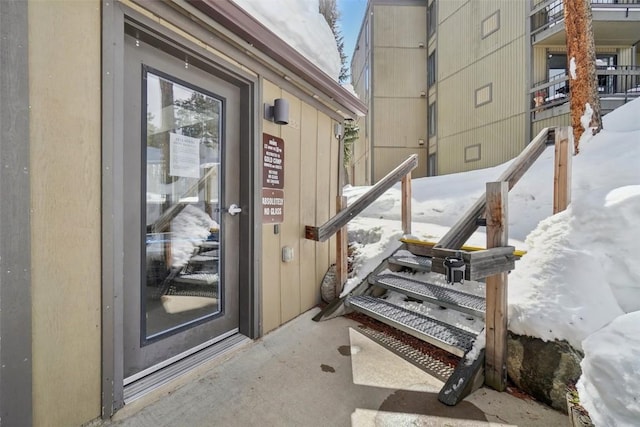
[305,154,418,242]
[436,128,553,250]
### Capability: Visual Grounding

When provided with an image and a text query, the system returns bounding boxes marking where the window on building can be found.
[427,51,436,88]
[365,20,369,47]
[475,83,492,107]
[465,144,482,163]
[365,64,370,101]
[428,1,437,38]
[481,10,500,39]
[428,102,436,137]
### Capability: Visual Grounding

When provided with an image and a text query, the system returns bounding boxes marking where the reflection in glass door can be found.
[143,68,223,340]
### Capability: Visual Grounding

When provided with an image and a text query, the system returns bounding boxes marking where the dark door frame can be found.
[101,1,260,417]
[0,1,32,425]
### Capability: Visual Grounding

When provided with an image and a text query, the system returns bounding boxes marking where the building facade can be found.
[350,0,640,183]
[0,1,365,425]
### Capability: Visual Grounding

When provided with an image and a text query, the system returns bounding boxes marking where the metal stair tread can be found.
[173,273,219,285]
[388,254,432,271]
[347,295,476,357]
[374,272,486,318]
[189,255,218,263]
[199,241,219,250]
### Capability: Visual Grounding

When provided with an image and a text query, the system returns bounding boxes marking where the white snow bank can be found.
[509,111,640,348]
[507,208,625,349]
[232,0,341,80]
[602,96,640,132]
[577,311,640,427]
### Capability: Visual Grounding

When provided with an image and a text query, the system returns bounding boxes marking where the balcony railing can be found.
[530,65,640,117]
[531,0,640,35]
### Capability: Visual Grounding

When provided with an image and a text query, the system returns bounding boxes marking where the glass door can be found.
[123,31,241,381]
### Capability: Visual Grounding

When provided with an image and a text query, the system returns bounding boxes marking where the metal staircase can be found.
[309,128,565,406]
[342,246,487,405]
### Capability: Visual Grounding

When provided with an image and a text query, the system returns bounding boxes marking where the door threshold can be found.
[124,332,251,403]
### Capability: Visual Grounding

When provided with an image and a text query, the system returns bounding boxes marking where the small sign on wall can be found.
[262,188,284,223]
[262,134,285,223]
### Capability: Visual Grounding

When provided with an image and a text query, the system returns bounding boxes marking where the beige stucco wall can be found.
[29,1,102,426]
[261,80,338,334]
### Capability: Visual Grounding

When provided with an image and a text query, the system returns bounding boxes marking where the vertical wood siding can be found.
[260,81,338,333]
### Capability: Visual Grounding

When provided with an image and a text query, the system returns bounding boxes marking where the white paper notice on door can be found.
[169,132,200,179]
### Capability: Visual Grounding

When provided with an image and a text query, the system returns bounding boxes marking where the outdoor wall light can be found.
[334,123,343,139]
[264,98,289,125]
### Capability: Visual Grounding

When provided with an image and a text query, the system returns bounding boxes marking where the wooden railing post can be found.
[401,172,412,236]
[336,195,348,296]
[484,181,508,392]
[554,126,572,214]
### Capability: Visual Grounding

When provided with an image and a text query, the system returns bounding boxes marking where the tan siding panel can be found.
[533,113,571,135]
[29,1,102,425]
[315,113,332,293]
[373,147,427,183]
[439,39,527,140]
[261,79,282,333]
[299,103,319,311]
[533,46,548,85]
[373,47,427,97]
[438,1,526,80]
[352,129,370,186]
[279,91,301,323]
[329,118,338,266]
[437,115,526,174]
[373,98,427,149]
[373,5,426,48]
[438,0,467,22]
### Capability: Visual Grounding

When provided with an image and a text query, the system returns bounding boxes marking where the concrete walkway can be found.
[106,308,568,427]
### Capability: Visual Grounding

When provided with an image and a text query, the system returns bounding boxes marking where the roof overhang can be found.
[188,0,367,118]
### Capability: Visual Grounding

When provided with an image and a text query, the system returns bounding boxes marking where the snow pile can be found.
[507,207,626,349]
[577,311,640,427]
[509,99,640,348]
[232,0,341,80]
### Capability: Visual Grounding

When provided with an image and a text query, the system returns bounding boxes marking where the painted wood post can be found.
[401,172,412,236]
[554,127,573,214]
[336,195,348,296]
[484,181,509,391]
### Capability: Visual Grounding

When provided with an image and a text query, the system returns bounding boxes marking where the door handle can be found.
[226,204,242,216]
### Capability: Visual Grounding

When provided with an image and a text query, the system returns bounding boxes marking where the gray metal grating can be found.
[375,273,485,318]
[347,295,477,357]
[389,255,432,271]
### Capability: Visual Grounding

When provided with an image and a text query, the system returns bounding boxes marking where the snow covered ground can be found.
[343,98,640,425]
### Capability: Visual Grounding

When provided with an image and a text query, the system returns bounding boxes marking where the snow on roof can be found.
[232,0,341,81]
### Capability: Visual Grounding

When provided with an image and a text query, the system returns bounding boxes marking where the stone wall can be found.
[507,332,584,412]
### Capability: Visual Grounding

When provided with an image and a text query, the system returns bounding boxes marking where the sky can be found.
[337,0,368,67]
[342,97,640,426]
[227,2,640,423]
